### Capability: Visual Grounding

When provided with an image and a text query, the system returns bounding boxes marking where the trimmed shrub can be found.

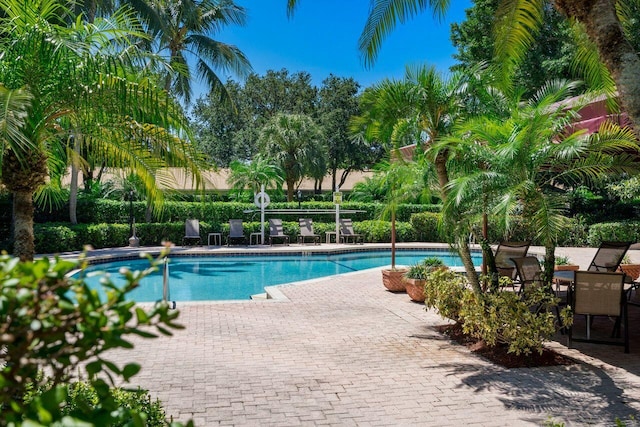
[458,285,567,356]
[29,199,442,225]
[587,221,640,247]
[34,224,78,254]
[77,223,130,249]
[409,212,443,242]
[30,219,428,253]
[356,220,416,243]
[423,268,467,323]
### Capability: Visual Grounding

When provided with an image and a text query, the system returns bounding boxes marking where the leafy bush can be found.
[0,250,191,425]
[404,257,446,280]
[458,285,568,356]
[24,380,169,426]
[355,220,416,243]
[587,221,640,247]
[484,215,588,247]
[409,212,443,242]
[34,223,78,254]
[423,268,467,323]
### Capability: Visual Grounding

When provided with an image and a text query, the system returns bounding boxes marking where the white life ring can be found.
[254,191,270,208]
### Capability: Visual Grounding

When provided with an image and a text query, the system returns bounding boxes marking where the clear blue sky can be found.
[215,0,473,90]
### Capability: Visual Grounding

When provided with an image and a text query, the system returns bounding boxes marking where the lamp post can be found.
[128,190,134,237]
[296,190,302,209]
[128,190,140,247]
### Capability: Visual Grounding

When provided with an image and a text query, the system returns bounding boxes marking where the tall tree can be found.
[259,113,324,201]
[450,0,578,97]
[0,0,203,261]
[317,75,371,191]
[227,155,284,196]
[351,64,483,288]
[191,80,247,166]
[192,68,318,163]
[151,0,252,104]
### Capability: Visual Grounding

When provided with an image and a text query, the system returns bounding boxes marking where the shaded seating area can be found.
[298,218,320,245]
[568,271,629,353]
[339,218,364,244]
[226,219,245,246]
[554,241,632,285]
[268,219,290,246]
[182,219,201,246]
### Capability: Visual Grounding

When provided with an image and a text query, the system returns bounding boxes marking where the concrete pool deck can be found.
[55,244,640,425]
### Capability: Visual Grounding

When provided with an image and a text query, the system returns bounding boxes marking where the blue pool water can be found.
[77,250,480,302]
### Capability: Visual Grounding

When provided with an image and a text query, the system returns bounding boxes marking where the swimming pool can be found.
[77,249,480,302]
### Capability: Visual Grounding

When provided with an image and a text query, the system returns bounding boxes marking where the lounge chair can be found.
[226,219,245,246]
[298,218,320,245]
[339,218,364,244]
[587,241,632,272]
[510,256,543,294]
[268,219,290,246]
[512,255,567,329]
[182,219,201,246]
[568,271,629,353]
[494,241,531,280]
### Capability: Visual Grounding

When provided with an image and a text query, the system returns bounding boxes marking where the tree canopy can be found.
[450,0,578,97]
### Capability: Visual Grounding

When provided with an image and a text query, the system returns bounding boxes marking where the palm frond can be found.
[358,0,449,68]
[493,0,545,84]
[569,20,618,111]
[0,86,34,165]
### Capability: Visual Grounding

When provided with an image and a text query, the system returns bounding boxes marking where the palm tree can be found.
[443,80,639,291]
[351,65,485,288]
[151,0,252,104]
[376,160,422,269]
[227,155,285,196]
[0,0,204,261]
[259,113,324,201]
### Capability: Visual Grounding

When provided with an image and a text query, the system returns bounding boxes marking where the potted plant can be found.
[619,254,640,282]
[554,255,579,271]
[377,161,417,292]
[405,257,446,302]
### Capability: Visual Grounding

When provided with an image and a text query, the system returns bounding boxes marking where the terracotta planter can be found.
[554,264,579,271]
[382,268,408,292]
[404,278,426,302]
[620,264,640,281]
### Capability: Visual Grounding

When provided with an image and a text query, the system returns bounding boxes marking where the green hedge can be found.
[587,221,640,247]
[30,219,424,254]
[18,211,600,255]
[407,212,589,247]
[27,199,442,225]
[409,212,444,242]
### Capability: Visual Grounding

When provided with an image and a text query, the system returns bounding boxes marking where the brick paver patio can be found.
[97,245,640,426]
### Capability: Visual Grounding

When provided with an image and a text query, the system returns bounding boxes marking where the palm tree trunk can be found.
[556,0,640,134]
[2,148,47,262]
[69,135,81,225]
[433,148,481,291]
[458,239,481,293]
[69,165,78,224]
[286,178,295,201]
[13,190,35,262]
[434,151,450,195]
